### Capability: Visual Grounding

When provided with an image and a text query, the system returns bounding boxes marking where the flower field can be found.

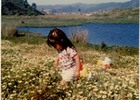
[1,40,139,100]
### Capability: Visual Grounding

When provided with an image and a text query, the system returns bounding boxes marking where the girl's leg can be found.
[60,80,67,86]
[61,68,75,85]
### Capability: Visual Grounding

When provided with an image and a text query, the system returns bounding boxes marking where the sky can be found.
[28,0,131,5]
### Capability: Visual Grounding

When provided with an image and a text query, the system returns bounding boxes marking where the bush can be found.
[71,28,88,44]
[1,23,18,38]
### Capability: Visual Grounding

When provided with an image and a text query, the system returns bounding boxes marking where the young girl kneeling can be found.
[47,28,82,85]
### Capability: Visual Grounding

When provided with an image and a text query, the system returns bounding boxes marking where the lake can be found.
[17,23,139,48]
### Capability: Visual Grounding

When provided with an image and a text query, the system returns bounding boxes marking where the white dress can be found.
[58,47,77,82]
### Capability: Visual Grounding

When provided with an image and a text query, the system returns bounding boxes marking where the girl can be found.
[47,28,82,85]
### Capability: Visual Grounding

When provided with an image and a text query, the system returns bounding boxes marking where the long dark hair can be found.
[47,28,75,50]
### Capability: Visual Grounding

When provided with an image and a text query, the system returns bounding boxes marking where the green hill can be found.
[2,0,43,15]
[91,7,139,24]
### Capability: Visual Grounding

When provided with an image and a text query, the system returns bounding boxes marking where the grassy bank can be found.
[1,31,139,99]
[2,14,91,27]
[2,30,138,56]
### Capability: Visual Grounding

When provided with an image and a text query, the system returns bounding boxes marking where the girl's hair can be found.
[47,28,75,50]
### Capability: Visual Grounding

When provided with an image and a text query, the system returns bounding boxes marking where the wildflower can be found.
[37,90,42,93]
[93,88,98,92]
[18,80,22,83]
[127,93,132,97]
[78,91,83,95]
[77,84,81,88]
[115,85,120,90]
[110,85,114,90]
[23,73,27,76]
[8,83,12,86]
[97,94,101,98]
[129,79,135,86]
[102,95,107,98]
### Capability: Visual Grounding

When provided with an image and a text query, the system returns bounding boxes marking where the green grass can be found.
[2,15,90,27]
[2,31,47,45]
[1,38,139,99]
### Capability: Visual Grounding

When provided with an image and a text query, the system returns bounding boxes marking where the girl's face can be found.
[49,39,63,51]
[54,44,63,51]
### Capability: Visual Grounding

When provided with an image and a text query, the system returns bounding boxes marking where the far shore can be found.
[2,7,139,28]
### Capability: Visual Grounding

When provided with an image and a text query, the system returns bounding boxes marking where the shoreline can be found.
[17,22,139,28]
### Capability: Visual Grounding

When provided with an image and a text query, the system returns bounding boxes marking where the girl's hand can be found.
[53,61,58,68]
[73,55,81,78]
[53,58,59,68]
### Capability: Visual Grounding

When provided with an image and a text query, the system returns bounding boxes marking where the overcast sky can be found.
[28,0,131,5]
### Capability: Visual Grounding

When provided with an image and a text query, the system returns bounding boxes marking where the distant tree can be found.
[24,0,28,5]
[78,8,81,14]
[2,0,46,15]
[24,0,28,3]
[78,9,81,12]
[32,3,36,9]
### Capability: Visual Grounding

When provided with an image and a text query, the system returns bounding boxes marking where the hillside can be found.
[2,0,43,15]
[37,0,139,13]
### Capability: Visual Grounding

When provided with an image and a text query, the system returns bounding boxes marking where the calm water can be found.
[17,23,139,48]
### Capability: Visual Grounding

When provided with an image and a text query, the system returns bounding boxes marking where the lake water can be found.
[17,23,139,48]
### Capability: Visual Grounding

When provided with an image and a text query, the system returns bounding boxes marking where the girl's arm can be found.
[74,55,81,78]
[53,57,59,68]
